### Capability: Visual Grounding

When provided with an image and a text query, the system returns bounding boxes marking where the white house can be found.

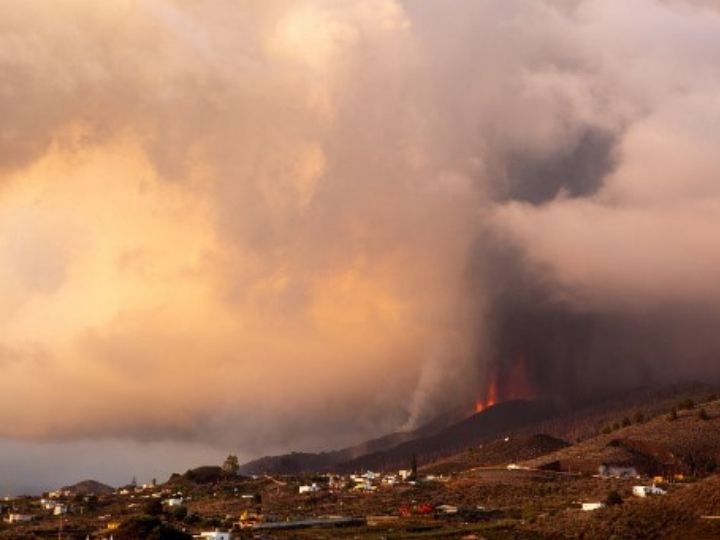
[163,497,184,507]
[598,465,638,478]
[5,514,34,523]
[382,475,398,486]
[398,469,411,480]
[632,485,666,498]
[298,483,320,494]
[436,504,459,514]
[353,479,377,492]
[582,502,606,511]
[196,532,231,540]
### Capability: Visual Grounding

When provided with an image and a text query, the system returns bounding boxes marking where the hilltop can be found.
[59,479,115,496]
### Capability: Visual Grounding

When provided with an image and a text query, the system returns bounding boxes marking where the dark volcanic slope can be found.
[239,404,474,475]
[337,399,559,472]
[420,434,570,475]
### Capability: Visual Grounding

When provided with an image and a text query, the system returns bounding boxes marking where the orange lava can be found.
[474,373,498,413]
[474,357,534,413]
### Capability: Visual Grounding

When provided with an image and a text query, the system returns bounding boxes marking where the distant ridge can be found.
[60,479,114,495]
[238,403,475,475]
[239,399,558,475]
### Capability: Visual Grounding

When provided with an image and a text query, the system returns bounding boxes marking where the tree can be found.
[606,490,623,506]
[601,425,612,434]
[171,506,188,520]
[633,411,645,424]
[698,408,709,421]
[145,499,163,516]
[116,516,191,540]
[409,453,418,481]
[621,417,631,427]
[222,454,240,475]
[667,408,678,421]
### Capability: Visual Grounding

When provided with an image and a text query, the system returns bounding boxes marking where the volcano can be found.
[239,399,558,475]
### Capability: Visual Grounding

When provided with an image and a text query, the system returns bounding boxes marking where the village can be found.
[0,447,688,540]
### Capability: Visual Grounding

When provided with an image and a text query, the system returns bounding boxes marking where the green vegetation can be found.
[222,454,240,475]
[116,516,191,540]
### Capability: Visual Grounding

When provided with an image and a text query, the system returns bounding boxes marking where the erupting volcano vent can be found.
[475,355,534,413]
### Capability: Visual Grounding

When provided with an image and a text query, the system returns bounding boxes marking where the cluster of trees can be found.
[601,411,646,434]
[668,396,714,422]
[222,454,240,475]
[115,516,190,540]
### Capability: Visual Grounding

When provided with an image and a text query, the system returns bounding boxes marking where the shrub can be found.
[145,499,163,516]
[621,417,631,427]
[633,411,645,424]
[171,506,188,520]
[667,408,678,421]
[679,398,695,410]
[698,408,709,421]
[116,516,190,540]
[605,490,623,506]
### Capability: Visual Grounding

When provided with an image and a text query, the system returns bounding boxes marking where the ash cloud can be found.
[0,0,718,482]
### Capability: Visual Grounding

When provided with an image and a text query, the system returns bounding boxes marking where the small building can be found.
[436,504,459,514]
[298,483,320,494]
[5,514,34,523]
[196,532,231,540]
[598,465,639,478]
[632,485,666,498]
[163,497,184,507]
[581,502,606,511]
[353,479,377,492]
[398,469,412,480]
[382,474,398,485]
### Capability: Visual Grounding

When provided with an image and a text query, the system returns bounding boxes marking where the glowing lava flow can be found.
[474,374,498,413]
[474,357,534,413]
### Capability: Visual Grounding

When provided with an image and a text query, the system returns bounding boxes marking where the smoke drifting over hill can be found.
[1,0,720,485]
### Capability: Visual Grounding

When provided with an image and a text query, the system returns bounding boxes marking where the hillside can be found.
[60,479,115,495]
[420,434,570,475]
[239,382,719,477]
[521,396,720,476]
[336,399,559,472]
[238,403,474,475]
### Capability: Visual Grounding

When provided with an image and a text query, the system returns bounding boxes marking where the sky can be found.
[1,0,720,494]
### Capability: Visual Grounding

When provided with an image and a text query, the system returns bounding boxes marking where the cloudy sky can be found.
[1,0,720,494]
